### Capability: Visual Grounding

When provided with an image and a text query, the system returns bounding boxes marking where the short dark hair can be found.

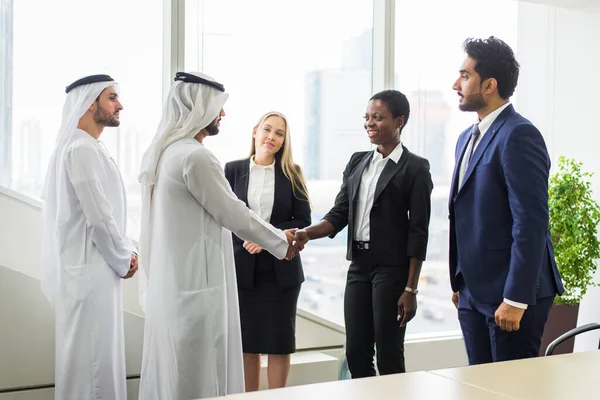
[370,90,410,128]
[463,36,520,99]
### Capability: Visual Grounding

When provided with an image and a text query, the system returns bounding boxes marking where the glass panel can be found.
[2,0,163,239]
[186,0,374,325]
[395,0,518,335]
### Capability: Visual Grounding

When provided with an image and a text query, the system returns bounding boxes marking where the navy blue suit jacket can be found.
[448,105,564,305]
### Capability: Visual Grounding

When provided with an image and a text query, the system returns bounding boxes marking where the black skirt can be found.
[238,252,301,355]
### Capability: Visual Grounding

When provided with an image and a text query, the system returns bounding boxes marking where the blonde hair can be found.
[249,111,310,202]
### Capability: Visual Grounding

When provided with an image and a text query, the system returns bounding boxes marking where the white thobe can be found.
[54,129,133,400]
[138,139,288,400]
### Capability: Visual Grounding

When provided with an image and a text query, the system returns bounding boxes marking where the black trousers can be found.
[344,249,409,378]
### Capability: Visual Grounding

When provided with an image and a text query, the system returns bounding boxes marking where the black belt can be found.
[353,240,370,250]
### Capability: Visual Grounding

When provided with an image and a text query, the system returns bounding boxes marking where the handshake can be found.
[242,228,311,261]
[283,228,311,260]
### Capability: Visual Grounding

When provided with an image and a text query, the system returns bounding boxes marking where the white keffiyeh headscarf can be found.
[137,71,229,310]
[41,76,117,304]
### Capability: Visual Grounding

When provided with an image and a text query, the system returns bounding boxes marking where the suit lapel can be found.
[459,106,513,190]
[239,161,250,205]
[349,151,373,204]
[271,161,285,220]
[374,146,409,202]
[450,131,471,203]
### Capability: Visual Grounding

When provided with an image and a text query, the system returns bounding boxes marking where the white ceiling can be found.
[514,0,600,9]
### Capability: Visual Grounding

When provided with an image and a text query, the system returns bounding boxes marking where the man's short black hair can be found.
[463,36,520,99]
[370,90,410,130]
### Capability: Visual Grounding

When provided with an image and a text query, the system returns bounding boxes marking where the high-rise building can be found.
[402,89,452,261]
[0,0,13,188]
[304,69,371,180]
[304,29,373,180]
[407,89,451,185]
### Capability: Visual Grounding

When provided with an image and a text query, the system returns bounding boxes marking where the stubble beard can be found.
[94,104,120,127]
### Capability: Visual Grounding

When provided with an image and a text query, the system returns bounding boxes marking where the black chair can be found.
[544,322,600,356]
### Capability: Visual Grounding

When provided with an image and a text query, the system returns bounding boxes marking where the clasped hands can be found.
[122,252,138,279]
[243,228,311,260]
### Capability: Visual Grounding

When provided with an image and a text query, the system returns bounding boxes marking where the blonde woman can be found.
[224,111,311,391]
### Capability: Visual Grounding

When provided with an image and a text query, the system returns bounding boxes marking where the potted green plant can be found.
[540,156,600,355]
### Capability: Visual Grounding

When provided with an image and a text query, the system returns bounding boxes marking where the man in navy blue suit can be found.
[448,36,564,365]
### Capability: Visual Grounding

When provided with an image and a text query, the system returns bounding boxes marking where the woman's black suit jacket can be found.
[224,158,311,290]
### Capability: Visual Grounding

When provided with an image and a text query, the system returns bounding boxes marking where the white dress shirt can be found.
[354,143,404,241]
[458,102,527,310]
[247,156,275,222]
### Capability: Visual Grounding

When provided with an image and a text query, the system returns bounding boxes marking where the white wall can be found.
[0,265,145,390]
[517,2,600,351]
[0,186,144,317]
[0,187,43,280]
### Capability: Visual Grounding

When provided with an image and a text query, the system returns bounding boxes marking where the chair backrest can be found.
[545,322,600,356]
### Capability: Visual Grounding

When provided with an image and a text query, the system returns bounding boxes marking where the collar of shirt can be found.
[249,155,275,170]
[371,141,403,165]
[477,102,511,136]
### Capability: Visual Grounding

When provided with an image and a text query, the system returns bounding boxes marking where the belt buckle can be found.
[356,241,369,250]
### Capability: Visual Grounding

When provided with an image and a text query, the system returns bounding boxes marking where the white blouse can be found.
[354,142,403,241]
[247,156,275,222]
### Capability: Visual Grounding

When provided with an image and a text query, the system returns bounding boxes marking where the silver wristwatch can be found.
[405,286,419,295]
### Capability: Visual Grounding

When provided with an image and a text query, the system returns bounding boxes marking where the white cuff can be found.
[504,298,528,310]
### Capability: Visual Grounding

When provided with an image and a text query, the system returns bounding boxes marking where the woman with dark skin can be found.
[293,90,433,377]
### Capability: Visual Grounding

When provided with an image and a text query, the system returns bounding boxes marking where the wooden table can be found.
[205,371,512,399]
[430,350,600,400]
[204,351,600,399]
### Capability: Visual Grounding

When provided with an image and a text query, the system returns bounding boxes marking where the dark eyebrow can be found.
[459,69,469,74]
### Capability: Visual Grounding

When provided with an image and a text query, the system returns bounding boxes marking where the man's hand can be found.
[451,291,459,309]
[123,252,138,279]
[243,241,263,254]
[283,228,297,245]
[397,291,418,327]
[494,301,526,331]
[292,229,310,251]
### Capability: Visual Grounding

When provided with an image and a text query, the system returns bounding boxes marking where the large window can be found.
[395,0,518,335]
[185,0,374,325]
[3,0,163,239]
[1,0,522,335]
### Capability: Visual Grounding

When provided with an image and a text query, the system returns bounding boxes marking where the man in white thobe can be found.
[41,74,138,400]
[137,72,296,400]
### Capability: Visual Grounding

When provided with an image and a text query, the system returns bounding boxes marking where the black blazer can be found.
[323,146,433,266]
[224,157,311,290]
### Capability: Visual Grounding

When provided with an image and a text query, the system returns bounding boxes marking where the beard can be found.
[94,104,120,127]
[205,119,220,136]
[459,92,486,112]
